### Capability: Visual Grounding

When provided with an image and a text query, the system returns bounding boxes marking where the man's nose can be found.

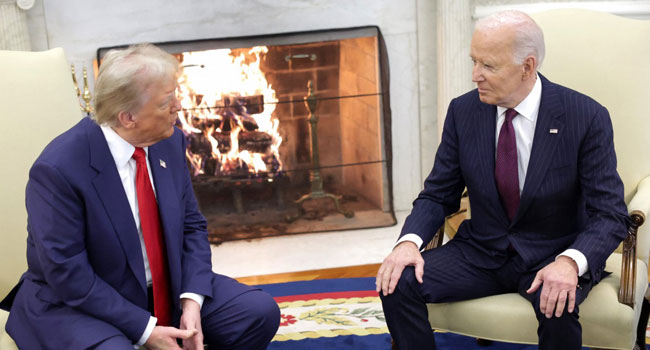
[472,65,483,82]
[171,96,182,114]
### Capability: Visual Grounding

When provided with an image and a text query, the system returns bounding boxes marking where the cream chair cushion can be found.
[0,48,83,349]
[428,254,648,349]
[427,9,650,350]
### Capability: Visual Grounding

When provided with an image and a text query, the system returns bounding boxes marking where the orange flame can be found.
[178,46,282,176]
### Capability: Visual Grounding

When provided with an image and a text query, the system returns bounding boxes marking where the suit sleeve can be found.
[178,134,214,297]
[571,106,628,281]
[26,162,150,342]
[400,98,466,247]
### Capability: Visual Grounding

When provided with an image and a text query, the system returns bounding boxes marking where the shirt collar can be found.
[496,73,542,122]
[100,125,148,168]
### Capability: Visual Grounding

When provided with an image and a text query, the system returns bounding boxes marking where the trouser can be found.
[92,288,280,350]
[380,241,594,350]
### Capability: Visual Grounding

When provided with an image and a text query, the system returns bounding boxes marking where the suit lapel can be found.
[147,144,182,296]
[86,120,147,295]
[513,76,565,223]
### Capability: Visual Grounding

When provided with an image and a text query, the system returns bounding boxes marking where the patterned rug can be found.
[257,277,639,350]
[259,277,389,349]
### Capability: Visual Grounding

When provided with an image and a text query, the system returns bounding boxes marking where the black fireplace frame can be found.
[96,25,396,238]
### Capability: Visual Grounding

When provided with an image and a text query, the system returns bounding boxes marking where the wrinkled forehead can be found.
[471,26,516,56]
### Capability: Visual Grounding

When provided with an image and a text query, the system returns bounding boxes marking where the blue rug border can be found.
[255,277,376,297]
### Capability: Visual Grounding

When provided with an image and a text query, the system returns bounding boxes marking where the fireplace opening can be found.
[97,26,396,243]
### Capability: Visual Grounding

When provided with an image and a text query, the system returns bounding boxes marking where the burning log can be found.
[177,47,282,179]
[216,95,263,131]
[239,131,273,153]
[210,125,273,154]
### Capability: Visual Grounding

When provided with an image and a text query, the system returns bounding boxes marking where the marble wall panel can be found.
[22,0,420,210]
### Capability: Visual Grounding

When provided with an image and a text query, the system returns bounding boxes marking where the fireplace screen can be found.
[97,26,396,243]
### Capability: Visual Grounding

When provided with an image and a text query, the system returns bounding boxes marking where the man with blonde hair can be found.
[1,44,280,350]
[377,11,628,349]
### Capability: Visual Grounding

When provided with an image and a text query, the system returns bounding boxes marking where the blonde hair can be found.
[475,10,545,68]
[92,43,180,126]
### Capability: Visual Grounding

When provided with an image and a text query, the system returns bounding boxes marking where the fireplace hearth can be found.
[97,26,396,243]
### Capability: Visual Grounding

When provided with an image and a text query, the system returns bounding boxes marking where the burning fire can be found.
[177,46,282,177]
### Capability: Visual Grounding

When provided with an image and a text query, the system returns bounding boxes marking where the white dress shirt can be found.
[397,74,588,277]
[100,126,204,346]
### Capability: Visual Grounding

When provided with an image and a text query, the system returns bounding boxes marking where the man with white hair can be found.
[376,10,628,349]
[2,44,280,350]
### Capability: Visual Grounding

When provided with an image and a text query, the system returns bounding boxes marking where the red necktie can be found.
[495,108,520,221]
[132,147,172,326]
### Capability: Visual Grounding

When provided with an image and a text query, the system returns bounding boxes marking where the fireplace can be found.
[97,26,396,243]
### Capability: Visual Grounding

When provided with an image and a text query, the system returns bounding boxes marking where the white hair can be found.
[475,10,545,68]
[93,44,180,126]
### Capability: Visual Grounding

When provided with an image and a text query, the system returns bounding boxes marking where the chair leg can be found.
[636,297,650,350]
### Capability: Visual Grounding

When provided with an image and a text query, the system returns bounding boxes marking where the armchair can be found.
[0,48,83,349]
[424,9,650,350]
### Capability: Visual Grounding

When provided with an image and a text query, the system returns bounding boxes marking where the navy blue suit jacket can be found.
[400,75,628,283]
[4,118,251,348]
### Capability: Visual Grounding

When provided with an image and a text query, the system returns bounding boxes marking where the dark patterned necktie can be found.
[495,108,520,221]
[133,147,172,326]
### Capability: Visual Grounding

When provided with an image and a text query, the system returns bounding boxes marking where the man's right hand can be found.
[145,326,198,350]
[376,241,424,296]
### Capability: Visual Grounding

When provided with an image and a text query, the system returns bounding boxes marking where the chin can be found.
[478,94,493,105]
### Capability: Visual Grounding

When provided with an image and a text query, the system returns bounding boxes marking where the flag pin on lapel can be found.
[159,159,167,168]
[549,129,558,134]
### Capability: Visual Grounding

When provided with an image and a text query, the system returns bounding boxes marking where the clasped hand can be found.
[145,299,203,350]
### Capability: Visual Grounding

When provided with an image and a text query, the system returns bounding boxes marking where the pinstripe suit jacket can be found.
[401,74,628,283]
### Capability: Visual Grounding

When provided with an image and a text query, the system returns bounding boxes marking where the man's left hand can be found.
[180,298,204,350]
[526,256,579,318]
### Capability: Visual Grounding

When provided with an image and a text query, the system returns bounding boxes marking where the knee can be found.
[537,309,580,328]
[379,266,423,306]
[252,291,281,331]
[203,290,280,349]
[395,266,424,297]
[239,290,281,338]
[531,298,580,330]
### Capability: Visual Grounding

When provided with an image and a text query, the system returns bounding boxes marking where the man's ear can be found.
[522,55,537,80]
[116,111,136,129]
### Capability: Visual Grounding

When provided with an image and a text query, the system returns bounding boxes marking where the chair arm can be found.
[618,176,650,307]
[628,176,650,222]
[424,224,445,251]
[423,208,467,251]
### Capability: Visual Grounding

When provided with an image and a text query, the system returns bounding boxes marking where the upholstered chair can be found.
[423,9,650,350]
[0,48,83,349]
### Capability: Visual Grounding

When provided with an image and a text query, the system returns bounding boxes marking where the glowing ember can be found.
[177,46,282,177]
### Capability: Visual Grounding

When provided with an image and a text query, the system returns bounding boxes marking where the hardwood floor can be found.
[235,263,380,285]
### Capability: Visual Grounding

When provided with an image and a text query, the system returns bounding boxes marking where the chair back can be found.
[532,9,650,263]
[0,48,82,298]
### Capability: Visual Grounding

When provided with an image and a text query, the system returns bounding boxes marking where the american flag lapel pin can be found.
[159,159,167,168]
[549,128,558,134]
